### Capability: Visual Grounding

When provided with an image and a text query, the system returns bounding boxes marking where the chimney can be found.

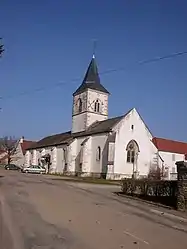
[20,136,24,143]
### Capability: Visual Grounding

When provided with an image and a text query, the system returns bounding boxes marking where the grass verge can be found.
[50,175,121,185]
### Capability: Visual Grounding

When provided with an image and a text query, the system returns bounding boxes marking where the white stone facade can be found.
[72,89,108,133]
[25,57,186,180]
[26,107,181,180]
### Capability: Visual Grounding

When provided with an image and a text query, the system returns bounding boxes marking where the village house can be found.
[0,137,35,166]
[25,56,187,180]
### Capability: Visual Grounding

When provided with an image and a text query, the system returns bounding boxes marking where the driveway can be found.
[0,170,187,249]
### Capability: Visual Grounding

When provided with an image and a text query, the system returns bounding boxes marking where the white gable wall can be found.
[11,143,24,166]
[113,109,159,178]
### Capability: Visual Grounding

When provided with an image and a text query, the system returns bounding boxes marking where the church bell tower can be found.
[72,55,110,133]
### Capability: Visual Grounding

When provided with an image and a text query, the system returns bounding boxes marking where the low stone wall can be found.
[120,161,187,211]
[177,180,187,211]
[121,178,177,208]
[176,161,187,211]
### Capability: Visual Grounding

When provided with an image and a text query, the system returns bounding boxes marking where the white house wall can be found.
[113,108,158,179]
[159,151,184,180]
[11,143,24,166]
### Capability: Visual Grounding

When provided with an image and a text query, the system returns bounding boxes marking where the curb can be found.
[115,192,173,210]
[114,192,187,224]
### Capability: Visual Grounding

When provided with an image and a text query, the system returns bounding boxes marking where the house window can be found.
[94,99,100,113]
[126,140,139,163]
[172,154,175,161]
[96,146,101,161]
[77,98,82,112]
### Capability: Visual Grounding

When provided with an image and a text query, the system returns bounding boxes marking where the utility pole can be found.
[0,38,4,57]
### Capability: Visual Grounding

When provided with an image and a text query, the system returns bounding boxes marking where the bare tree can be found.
[148,163,167,180]
[0,136,18,164]
[148,165,162,180]
[0,38,4,57]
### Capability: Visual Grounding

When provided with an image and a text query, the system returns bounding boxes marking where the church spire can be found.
[73,56,110,96]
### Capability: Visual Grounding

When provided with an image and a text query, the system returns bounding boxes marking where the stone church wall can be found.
[111,109,159,179]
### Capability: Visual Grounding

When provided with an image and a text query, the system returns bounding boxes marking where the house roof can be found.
[28,131,72,150]
[27,115,125,150]
[152,137,187,154]
[20,140,36,155]
[73,56,109,96]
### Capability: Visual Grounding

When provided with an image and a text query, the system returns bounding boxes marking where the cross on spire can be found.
[92,39,97,59]
[73,56,110,96]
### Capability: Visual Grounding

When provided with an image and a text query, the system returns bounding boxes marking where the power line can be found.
[0,50,187,101]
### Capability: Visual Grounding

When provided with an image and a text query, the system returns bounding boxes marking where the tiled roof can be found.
[21,140,36,155]
[152,137,187,154]
[73,57,109,96]
[28,131,72,150]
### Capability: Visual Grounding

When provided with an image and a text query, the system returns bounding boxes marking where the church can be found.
[25,56,187,180]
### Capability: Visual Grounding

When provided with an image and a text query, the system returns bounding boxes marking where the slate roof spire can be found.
[73,56,110,96]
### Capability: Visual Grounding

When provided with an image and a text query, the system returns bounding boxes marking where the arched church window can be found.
[94,99,100,113]
[96,146,101,161]
[126,140,139,163]
[77,98,82,112]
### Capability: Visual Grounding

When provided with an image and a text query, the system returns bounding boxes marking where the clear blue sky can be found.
[0,0,187,141]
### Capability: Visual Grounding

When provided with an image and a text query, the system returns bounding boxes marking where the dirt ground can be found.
[1,170,187,249]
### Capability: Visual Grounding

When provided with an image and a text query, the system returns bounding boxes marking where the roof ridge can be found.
[41,130,71,139]
[154,136,187,144]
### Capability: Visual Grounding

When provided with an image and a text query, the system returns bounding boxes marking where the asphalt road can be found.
[0,170,187,249]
